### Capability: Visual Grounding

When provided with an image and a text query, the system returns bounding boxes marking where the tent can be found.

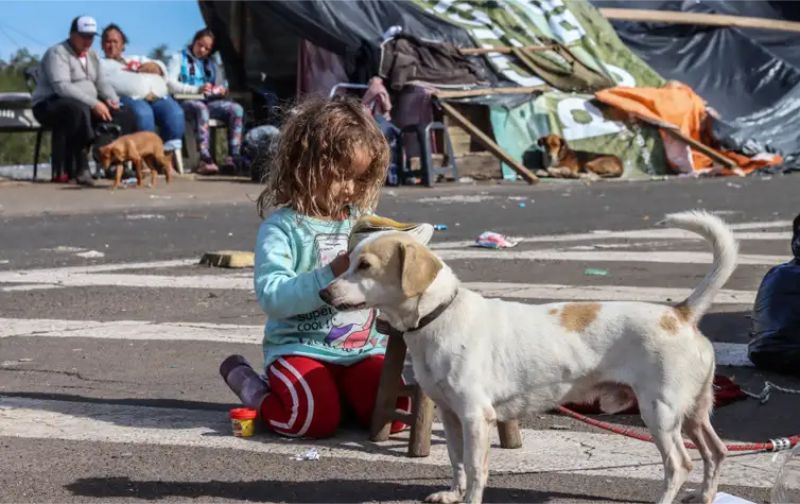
[592,0,800,169]
[199,0,788,179]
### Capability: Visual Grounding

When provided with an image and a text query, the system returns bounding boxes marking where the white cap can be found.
[71,16,98,35]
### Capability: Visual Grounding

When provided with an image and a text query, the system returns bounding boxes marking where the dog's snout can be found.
[319,287,334,305]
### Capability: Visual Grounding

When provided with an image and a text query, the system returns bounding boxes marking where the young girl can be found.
[222,97,409,438]
[167,28,243,175]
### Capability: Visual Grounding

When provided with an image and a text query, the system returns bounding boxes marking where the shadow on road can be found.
[64,476,637,503]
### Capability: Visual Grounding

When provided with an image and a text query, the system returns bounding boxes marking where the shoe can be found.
[75,170,96,187]
[221,156,237,172]
[53,174,69,183]
[196,160,220,175]
[219,354,269,410]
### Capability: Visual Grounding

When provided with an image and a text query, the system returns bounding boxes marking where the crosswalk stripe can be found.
[0,396,778,489]
[0,318,262,343]
[437,249,787,265]
[0,318,752,367]
[0,268,759,304]
[431,220,792,250]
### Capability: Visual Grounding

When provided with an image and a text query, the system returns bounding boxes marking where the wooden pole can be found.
[434,86,548,99]
[369,332,408,443]
[662,127,737,168]
[599,8,800,33]
[498,420,523,449]
[437,100,539,184]
[460,44,559,55]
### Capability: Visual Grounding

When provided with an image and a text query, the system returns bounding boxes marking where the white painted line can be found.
[438,249,786,265]
[730,220,792,230]
[0,318,262,343]
[0,396,779,488]
[0,265,759,304]
[0,268,758,304]
[0,318,752,367]
[0,259,199,286]
[0,284,65,292]
[0,271,252,290]
[433,231,791,250]
[431,220,792,250]
[465,282,755,304]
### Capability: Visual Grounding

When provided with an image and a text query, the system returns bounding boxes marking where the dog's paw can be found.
[425,490,462,503]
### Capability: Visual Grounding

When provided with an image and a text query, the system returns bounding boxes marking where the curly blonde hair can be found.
[257,96,390,218]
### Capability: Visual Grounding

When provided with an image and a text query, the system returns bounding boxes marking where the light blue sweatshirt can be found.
[254,207,386,369]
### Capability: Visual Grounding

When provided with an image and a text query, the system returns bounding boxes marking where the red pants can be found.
[261,354,410,438]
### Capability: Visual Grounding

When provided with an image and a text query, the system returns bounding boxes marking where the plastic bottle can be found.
[771,444,800,503]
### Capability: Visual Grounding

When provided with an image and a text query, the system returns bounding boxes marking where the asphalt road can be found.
[1,174,799,503]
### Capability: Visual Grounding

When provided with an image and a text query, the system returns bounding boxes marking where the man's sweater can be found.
[32,40,118,108]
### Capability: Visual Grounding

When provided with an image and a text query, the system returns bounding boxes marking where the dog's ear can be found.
[97,145,112,167]
[556,137,567,156]
[400,241,442,298]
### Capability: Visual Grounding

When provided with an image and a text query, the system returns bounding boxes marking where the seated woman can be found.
[167,28,243,175]
[32,15,137,185]
[99,24,185,159]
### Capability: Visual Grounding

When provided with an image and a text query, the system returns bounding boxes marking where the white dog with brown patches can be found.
[320,211,736,504]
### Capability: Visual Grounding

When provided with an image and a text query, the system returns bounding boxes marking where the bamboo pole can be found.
[437,100,539,184]
[662,127,737,168]
[599,8,800,33]
[434,86,548,99]
[460,44,559,55]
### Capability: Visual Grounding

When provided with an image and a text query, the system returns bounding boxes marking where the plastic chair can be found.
[400,122,458,187]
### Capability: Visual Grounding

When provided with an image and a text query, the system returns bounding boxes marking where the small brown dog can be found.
[537,134,623,179]
[97,131,173,190]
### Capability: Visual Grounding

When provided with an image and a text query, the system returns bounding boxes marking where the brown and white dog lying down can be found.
[97,131,173,190]
[320,211,736,504]
[538,134,624,179]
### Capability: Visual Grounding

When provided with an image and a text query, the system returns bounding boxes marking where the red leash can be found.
[556,405,800,452]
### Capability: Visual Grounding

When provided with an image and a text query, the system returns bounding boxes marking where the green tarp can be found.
[491,92,668,179]
[414,0,669,177]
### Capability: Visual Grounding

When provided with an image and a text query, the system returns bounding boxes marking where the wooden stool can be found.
[370,325,523,457]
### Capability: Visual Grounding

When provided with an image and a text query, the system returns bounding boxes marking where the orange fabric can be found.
[596,83,782,175]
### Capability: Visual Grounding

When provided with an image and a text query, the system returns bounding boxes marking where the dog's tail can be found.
[660,210,738,323]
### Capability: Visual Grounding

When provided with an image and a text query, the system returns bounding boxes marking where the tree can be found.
[148,44,169,65]
[9,48,38,70]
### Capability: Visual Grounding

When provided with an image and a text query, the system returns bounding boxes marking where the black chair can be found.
[22,66,50,181]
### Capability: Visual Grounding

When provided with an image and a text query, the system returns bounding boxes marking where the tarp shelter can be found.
[199,0,786,179]
[592,0,800,169]
[197,1,483,101]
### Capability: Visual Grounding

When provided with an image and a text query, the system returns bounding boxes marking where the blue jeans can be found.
[120,96,185,151]
[374,115,402,186]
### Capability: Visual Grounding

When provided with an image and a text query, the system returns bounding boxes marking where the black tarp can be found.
[591,0,800,167]
[199,1,494,100]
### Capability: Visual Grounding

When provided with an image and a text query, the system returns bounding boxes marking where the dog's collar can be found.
[405,289,459,333]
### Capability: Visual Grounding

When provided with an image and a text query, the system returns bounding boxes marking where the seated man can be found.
[32,15,136,185]
[100,24,184,158]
